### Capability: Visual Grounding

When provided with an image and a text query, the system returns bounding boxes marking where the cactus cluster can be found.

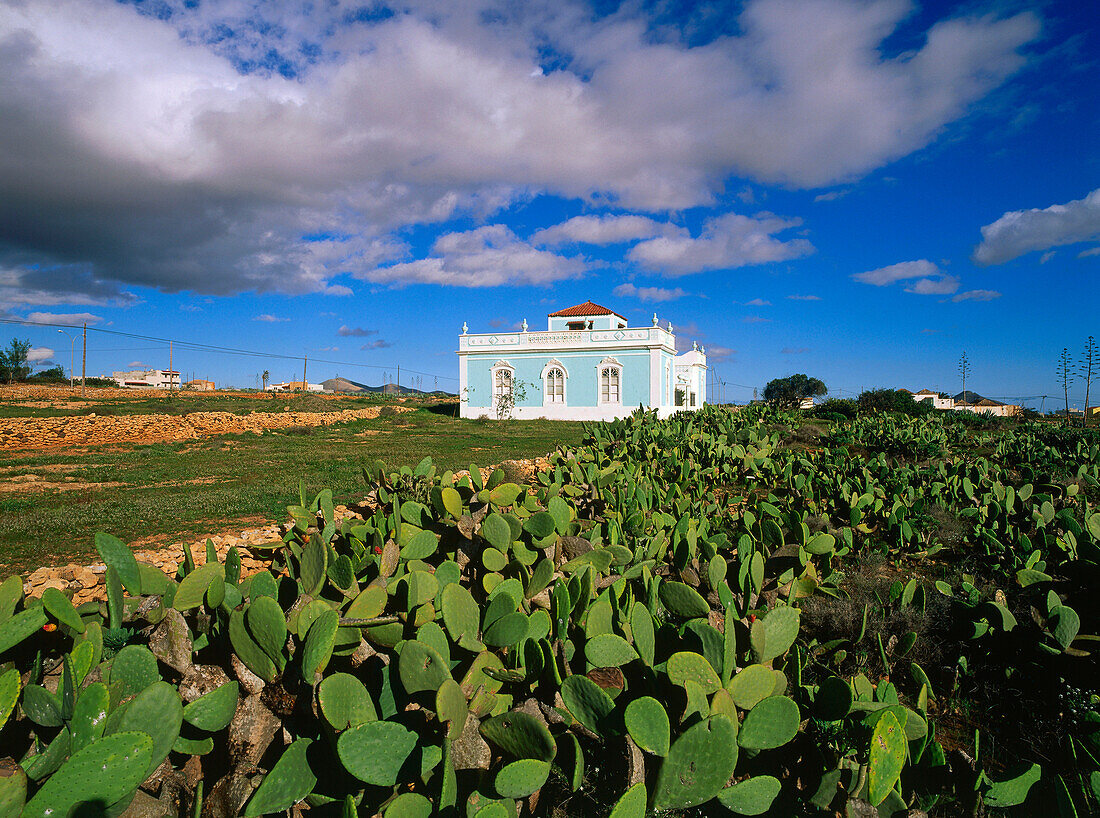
[2,407,1100,815]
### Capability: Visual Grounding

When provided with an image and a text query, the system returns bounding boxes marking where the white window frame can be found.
[541,359,568,406]
[597,356,622,406]
[490,361,514,403]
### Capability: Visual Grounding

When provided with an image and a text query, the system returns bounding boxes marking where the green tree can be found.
[857,388,927,415]
[762,374,826,410]
[0,337,31,384]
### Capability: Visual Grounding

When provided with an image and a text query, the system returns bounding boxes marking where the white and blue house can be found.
[458,301,707,420]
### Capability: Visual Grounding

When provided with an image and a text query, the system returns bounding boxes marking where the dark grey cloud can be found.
[0,0,1041,302]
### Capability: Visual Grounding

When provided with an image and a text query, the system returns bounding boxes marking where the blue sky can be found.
[0,0,1097,405]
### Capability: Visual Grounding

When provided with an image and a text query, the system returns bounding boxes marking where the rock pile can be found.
[22,507,365,602]
[0,405,413,450]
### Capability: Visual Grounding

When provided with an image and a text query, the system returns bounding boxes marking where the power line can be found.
[0,316,458,382]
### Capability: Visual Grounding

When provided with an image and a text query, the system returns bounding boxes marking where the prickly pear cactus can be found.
[652,714,739,810]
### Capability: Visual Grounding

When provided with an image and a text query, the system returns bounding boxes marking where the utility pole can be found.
[81,322,86,397]
[397,364,400,392]
[168,341,173,391]
[57,329,75,389]
[302,355,307,391]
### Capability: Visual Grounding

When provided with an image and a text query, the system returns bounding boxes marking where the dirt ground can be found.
[0,404,414,451]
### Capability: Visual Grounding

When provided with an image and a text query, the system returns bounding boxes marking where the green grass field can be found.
[0,405,585,574]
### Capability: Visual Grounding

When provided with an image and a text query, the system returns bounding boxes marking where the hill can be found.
[322,376,454,397]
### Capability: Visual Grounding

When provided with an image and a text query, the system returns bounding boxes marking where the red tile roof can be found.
[548,301,626,320]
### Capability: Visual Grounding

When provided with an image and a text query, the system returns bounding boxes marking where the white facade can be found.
[267,382,324,393]
[913,390,954,410]
[111,369,180,388]
[458,303,707,420]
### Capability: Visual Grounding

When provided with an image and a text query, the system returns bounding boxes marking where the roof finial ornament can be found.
[521,318,528,332]
[692,340,698,351]
[701,346,706,355]
[667,320,673,334]
[462,321,468,335]
[652,313,659,326]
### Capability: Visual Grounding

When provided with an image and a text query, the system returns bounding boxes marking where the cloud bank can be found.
[0,0,1040,301]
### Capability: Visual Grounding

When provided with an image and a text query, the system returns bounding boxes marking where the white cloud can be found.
[781,347,810,354]
[27,346,55,363]
[360,226,583,287]
[25,311,104,326]
[853,259,940,286]
[853,259,960,295]
[128,360,144,367]
[745,298,772,306]
[905,275,960,295]
[744,316,771,323]
[952,289,1001,302]
[814,190,850,203]
[0,0,1039,298]
[613,283,688,302]
[1079,247,1100,258]
[973,188,1100,265]
[787,294,821,301]
[253,314,289,322]
[533,215,681,246]
[629,213,813,276]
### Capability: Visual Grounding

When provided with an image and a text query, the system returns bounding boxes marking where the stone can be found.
[228,695,280,768]
[231,654,266,696]
[149,609,193,675]
[179,664,231,704]
[452,713,491,771]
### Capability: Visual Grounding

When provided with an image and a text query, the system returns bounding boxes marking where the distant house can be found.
[184,379,215,391]
[952,391,1020,417]
[457,301,706,420]
[913,389,954,410]
[799,397,816,410]
[111,369,180,388]
[268,381,324,393]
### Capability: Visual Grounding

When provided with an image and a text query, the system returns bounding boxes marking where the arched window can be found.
[541,359,567,405]
[598,357,622,405]
[490,361,514,403]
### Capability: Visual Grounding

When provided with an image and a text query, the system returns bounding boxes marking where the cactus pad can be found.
[318,672,377,730]
[246,595,288,669]
[561,674,616,737]
[243,738,317,817]
[727,664,775,710]
[623,697,670,757]
[183,680,240,732]
[658,582,710,619]
[652,714,738,810]
[867,710,906,806]
[750,606,800,663]
[738,696,800,750]
[399,639,451,694]
[338,720,418,787]
[667,651,721,693]
[21,731,153,818]
[494,758,550,799]
[609,782,647,818]
[717,775,782,815]
[479,711,556,762]
[586,633,639,667]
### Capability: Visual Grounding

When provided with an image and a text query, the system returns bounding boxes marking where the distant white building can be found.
[913,389,954,410]
[111,369,180,388]
[267,381,324,393]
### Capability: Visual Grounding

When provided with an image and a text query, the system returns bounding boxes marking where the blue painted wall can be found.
[465,349,652,409]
